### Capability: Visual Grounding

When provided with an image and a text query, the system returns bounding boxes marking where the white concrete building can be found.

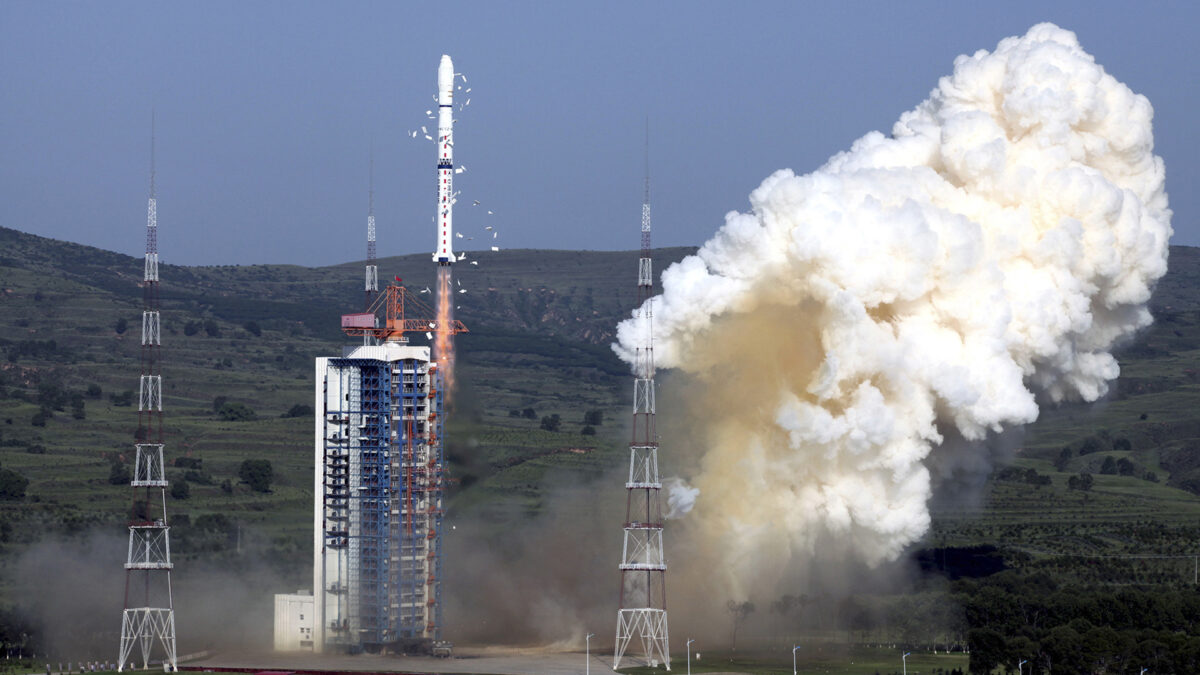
[311,342,445,652]
[273,592,314,651]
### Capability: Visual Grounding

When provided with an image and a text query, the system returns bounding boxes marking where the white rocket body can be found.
[433,54,457,264]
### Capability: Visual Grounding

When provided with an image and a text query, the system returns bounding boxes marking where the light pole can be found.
[687,639,695,675]
[586,633,595,675]
[1018,659,1027,675]
[902,652,911,675]
[792,645,801,675]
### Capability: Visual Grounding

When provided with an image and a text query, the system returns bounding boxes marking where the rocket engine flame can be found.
[615,23,1171,598]
[436,266,457,403]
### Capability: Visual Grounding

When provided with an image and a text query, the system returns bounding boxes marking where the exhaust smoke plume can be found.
[616,23,1171,599]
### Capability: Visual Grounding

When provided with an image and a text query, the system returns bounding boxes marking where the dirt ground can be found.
[189,646,666,675]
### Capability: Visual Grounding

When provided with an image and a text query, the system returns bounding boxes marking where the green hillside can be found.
[3,226,1200,669]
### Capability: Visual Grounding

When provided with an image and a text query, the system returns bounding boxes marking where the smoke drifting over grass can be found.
[615,23,1171,600]
[11,527,299,662]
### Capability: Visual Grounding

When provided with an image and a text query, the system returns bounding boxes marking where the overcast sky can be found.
[2,1,1196,266]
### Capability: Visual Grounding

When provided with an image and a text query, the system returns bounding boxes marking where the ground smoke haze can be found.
[615,24,1171,599]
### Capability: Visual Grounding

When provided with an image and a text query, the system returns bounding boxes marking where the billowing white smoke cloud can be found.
[615,24,1170,594]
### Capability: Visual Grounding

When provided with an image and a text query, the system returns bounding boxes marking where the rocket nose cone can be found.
[439,55,454,92]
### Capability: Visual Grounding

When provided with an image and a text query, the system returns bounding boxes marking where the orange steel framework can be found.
[342,284,467,343]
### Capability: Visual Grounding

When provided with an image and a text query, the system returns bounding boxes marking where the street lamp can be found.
[792,645,801,675]
[687,639,695,675]
[902,652,911,675]
[586,633,595,675]
[1018,659,1027,675]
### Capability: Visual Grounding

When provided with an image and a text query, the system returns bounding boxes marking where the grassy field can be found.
[4,227,1200,670]
[618,645,967,675]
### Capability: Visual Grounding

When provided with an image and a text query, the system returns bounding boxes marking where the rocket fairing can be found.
[433,54,458,265]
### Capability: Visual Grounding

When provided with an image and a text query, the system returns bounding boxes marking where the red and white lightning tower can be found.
[118,115,179,672]
[614,126,670,670]
[365,148,379,309]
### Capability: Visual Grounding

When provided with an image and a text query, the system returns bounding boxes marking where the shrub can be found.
[0,468,29,500]
[540,414,561,432]
[583,409,604,426]
[204,319,221,337]
[1116,457,1136,476]
[243,321,262,337]
[173,457,203,469]
[114,317,128,334]
[85,383,102,399]
[218,402,257,421]
[522,407,537,420]
[212,396,228,412]
[1100,456,1118,475]
[238,459,273,492]
[282,404,313,418]
[108,462,131,485]
[170,481,190,500]
[581,425,596,436]
[25,444,45,455]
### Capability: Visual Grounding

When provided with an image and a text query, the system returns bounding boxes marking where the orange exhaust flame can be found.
[435,266,456,406]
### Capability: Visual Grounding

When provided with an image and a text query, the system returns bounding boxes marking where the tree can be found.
[968,628,1007,674]
[108,462,131,485]
[1055,447,1074,471]
[30,409,48,427]
[212,395,228,412]
[0,467,29,500]
[540,414,561,432]
[583,409,604,426]
[218,401,257,421]
[184,320,201,336]
[282,403,313,418]
[1116,457,1136,476]
[522,407,537,420]
[170,480,190,500]
[204,319,221,337]
[85,383,102,399]
[242,321,262,337]
[1100,456,1117,475]
[114,317,128,334]
[238,459,273,492]
[726,600,755,653]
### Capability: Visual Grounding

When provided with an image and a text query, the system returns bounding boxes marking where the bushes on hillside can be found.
[217,402,256,421]
[0,467,29,500]
[238,459,273,492]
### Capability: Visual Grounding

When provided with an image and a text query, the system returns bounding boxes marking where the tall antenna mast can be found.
[614,119,670,670]
[118,112,179,672]
[365,144,378,309]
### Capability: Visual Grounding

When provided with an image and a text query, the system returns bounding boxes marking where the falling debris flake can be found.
[455,232,463,238]
[459,289,467,294]
[491,246,500,252]
[425,332,433,340]
[470,261,478,266]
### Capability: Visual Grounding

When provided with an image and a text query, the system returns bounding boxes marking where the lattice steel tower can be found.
[614,126,670,670]
[118,116,179,672]
[365,148,379,309]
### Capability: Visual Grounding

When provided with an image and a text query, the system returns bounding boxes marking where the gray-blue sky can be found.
[2,1,1196,266]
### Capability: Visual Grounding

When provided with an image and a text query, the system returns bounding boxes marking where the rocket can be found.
[433,54,457,265]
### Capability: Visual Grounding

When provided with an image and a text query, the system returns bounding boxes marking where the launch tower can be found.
[613,129,670,670]
[118,116,179,672]
[313,292,466,651]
